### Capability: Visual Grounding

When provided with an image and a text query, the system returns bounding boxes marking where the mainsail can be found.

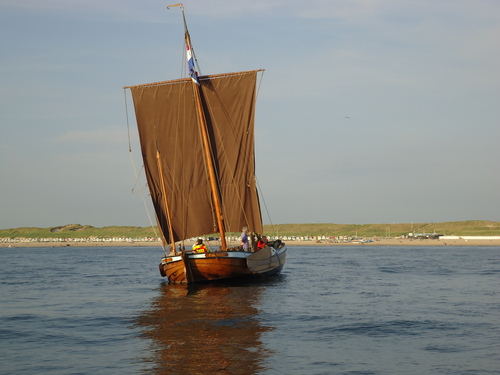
[128,71,263,246]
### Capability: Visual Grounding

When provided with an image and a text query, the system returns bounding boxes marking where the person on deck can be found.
[240,227,249,251]
[192,239,208,253]
[257,236,268,250]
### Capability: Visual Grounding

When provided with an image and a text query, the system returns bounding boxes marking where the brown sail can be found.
[129,71,263,245]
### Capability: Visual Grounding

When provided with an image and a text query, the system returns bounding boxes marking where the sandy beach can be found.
[2,238,499,248]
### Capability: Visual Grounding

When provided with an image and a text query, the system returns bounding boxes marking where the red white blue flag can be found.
[186,38,199,85]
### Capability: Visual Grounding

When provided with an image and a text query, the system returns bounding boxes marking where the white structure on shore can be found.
[439,236,500,240]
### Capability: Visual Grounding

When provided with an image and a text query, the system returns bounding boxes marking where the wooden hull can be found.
[159,246,287,283]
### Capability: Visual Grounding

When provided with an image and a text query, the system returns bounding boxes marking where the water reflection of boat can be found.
[134,282,274,374]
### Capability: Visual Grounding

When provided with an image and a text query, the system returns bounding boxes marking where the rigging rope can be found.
[255,175,278,238]
[256,70,265,99]
[124,89,132,152]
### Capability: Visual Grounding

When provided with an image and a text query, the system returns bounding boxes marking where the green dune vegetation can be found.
[263,220,500,238]
[1,221,499,240]
[0,224,158,240]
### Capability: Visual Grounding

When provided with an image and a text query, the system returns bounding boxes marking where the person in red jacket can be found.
[257,236,268,250]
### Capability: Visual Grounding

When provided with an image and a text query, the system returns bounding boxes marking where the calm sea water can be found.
[1,246,499,375]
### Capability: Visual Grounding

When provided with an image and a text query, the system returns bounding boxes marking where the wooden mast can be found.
[173,3,228,251]
[191,82,227,251]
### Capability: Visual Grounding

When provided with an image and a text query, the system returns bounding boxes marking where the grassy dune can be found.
[264,220,500,237]
[0,224,158,239]
[1,221,499,239]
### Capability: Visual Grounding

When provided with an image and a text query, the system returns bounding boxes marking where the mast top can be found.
[167,3,184,10]
[167,3,201,80]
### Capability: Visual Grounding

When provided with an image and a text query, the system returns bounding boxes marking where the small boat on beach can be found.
[124,4,286,283]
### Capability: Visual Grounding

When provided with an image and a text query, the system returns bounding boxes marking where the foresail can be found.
[129,70,263,244]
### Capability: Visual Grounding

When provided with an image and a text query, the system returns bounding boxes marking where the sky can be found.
[1,0,499,229]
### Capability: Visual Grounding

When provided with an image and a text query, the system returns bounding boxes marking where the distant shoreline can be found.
[2,238,499,248]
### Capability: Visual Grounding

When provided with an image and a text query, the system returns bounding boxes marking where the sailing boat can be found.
[125,4,286,283]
